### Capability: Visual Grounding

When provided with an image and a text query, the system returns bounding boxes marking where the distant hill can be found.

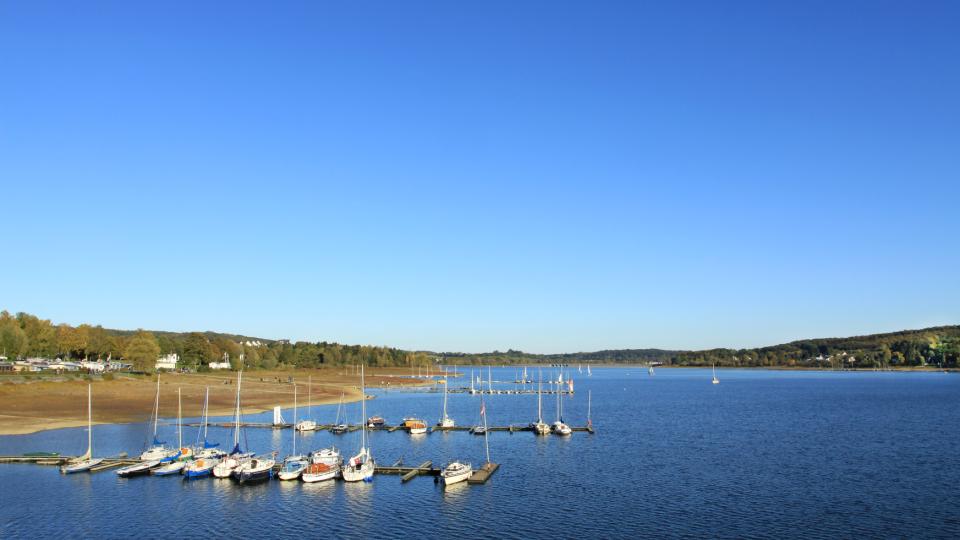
[436,325,960,368]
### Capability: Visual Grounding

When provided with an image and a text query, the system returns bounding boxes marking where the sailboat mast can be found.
[87,383,93,457]
[203,387,209,442]
[482,396,490,465]
[488,366,492,393]
[177,387,182,449]
[537,371,543,423]
[442,367,448,420]
[153,375,160,439]
[307,376,312,420]
[234,372,243,447]
[292,384,297,456]
[360,365,366,451]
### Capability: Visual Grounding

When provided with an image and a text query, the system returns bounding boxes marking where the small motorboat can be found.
[403,418,428,435]
[529,421,551,435]
[367,416,385,428]
[469,426,487,436]
[116,459,160,478]
[330,423,349,434]
[295,419,317,432]
[440,461,472,486]
[303,446,341,483]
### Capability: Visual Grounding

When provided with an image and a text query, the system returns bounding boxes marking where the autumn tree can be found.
[124,330,160,372]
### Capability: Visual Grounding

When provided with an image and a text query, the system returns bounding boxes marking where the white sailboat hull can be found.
[295,420,318,432]
[61,458,103,474]
[341,460,374,482]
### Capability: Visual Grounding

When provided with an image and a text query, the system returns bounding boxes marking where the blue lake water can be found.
[1,368,958,539]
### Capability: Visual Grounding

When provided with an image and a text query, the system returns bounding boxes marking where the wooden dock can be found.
[467,462,499,484]
[183,422,594,434]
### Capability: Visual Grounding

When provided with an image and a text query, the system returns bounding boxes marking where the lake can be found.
[1,368,958,538]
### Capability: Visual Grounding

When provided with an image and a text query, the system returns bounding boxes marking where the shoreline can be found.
[0,368,431,436]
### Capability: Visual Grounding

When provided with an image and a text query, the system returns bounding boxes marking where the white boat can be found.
[712,364,720,384]
[342,365,374,482]
[648,366,655,376]
[587,364,592,377]
[140,376,177,462]
[183,456,219,479]
[212,372,252,478]
[61,384,104,474]
[440,461,472,486]
[437,367,455,428]
[295,376,318,431]
[152,460,185,476]
[530,370,550,435]
[302,447,341,482]
[116,459,160,477]
[404,417,428,435]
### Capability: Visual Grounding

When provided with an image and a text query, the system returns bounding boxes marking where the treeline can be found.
[437,326,960,368]
[0,311,431,372]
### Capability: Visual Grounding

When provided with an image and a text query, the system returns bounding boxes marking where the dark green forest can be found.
[1,310,957,372]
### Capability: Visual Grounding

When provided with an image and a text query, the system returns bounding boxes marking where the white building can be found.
[208,362,232,370]
[156,353,179,371]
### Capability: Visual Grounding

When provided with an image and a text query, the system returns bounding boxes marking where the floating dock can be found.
[182,422,594,434]
[467,462,499,484]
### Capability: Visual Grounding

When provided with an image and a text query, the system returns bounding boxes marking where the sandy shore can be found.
[0,368,430,435]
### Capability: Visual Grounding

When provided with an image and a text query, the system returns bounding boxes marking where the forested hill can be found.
[1,310,957,371]
[436,325,960,368]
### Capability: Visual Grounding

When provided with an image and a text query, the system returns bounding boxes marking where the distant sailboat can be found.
[648,365,655,376]
[61,384,103,474]
[330,392,348,434]
[587,364,592,377]
[712,364,720,384]
[296,376,318,431]
[437,368,455,428]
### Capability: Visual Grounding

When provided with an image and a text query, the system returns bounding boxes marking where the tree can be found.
[124,330,160,372]
[0,311,28,358]
[182,333,214,369]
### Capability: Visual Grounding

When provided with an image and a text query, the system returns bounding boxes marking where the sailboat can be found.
[487,366,493,394]
[529,369,550,435]
[342,365,375,482]
[551,378,572,436]
[213,372,253,478]
[437,368,455,428]
[587,364,592,377]
[183,388,223,478]
[648,365,655,376]
[330,392,348,433]
[61,384,104,474]
[469,369,476,395]
[234,453,276,484]
[295,376,318,431]
[140,375,176,462]
[278,385,309,480]
[152,388,188,475]
[712,364,720,384]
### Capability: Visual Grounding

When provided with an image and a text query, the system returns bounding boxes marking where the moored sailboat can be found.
[213,372,253,478]
[302,447,341,483]
[295,376,318,431]
[152,387,188,475]
[712,364,720,384]
[529,370,550,435]
[140,375,177,462]
[60,384,104,474]
[342,365,374,482]
[437,368,455,428]
[278,385,308,481]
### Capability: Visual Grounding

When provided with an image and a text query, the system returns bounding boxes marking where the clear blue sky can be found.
[1,1,957,353]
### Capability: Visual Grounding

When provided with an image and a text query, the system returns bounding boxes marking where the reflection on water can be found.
[1,368,959,538]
